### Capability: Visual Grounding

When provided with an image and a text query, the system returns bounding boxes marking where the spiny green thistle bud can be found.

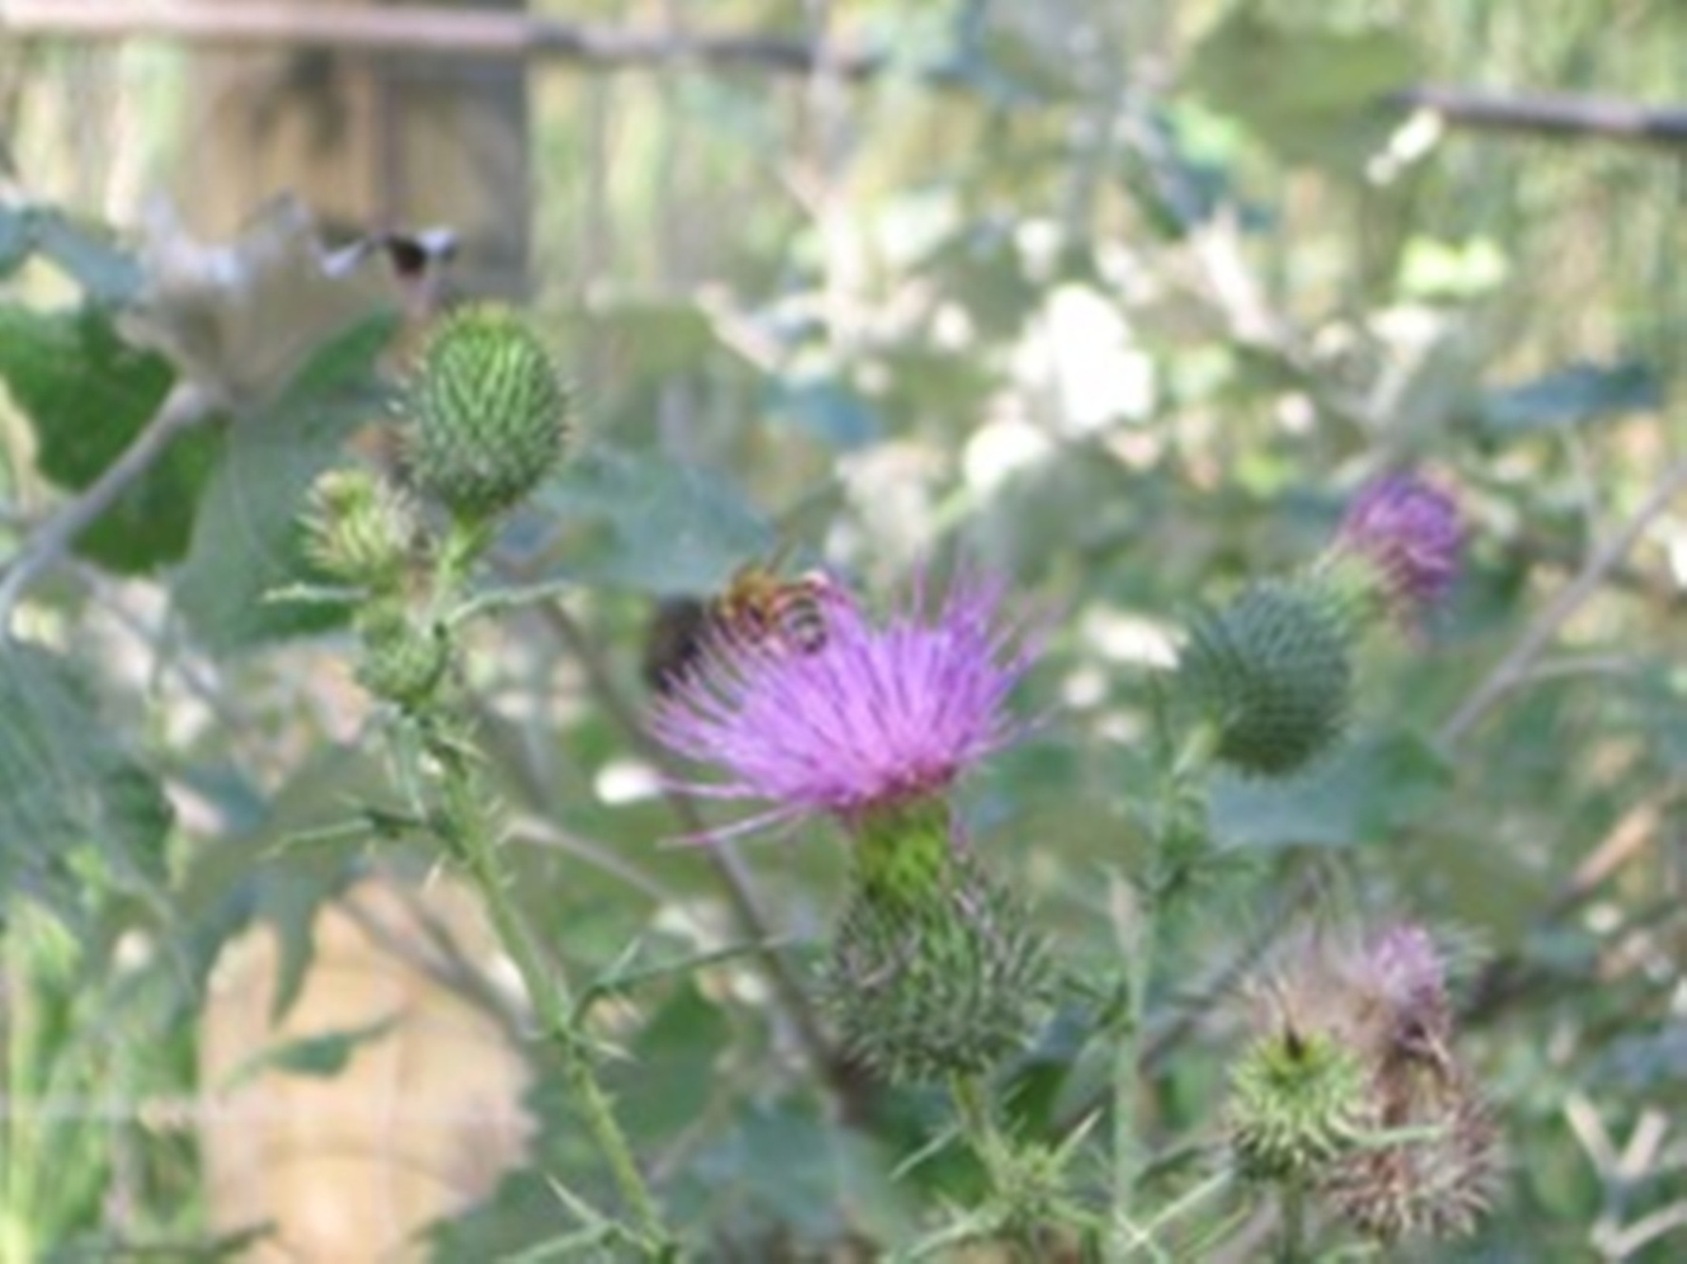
[825,813,1050,1084]
[406,305,569,523]
[1179,580,1354,778]
[304,468,419,594]
[356,605,449,709]
[1228,1027,1370,1183]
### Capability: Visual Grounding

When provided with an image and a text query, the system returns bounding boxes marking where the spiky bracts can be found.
[1179,581,1354,778]
[407,305,571,524]
[827,842,1050,1083]
[1226,923,1500,1246]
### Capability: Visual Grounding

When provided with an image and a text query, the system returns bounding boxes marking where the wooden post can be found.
[170,0,529,298]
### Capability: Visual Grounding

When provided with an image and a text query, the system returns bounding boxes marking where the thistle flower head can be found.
[1331,472,1462,621]
[650,571,1037,842]
[1234,919,1500,1244]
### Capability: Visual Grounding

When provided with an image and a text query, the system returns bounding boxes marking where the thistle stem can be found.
[1113,713,1217,1256]
[950,1072,1007,1178]
[427,728,672,1257]
[1276,1180,1308,1264]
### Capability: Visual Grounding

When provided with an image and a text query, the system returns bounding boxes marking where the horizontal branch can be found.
[1392,84,1687,146]
[15,5,1687,151]
[1,0,889,77]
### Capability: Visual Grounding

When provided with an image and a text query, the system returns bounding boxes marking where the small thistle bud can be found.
[304,468,419,593]
[1179,581,1354,778]
[356,605,449,708]
[825,841,1049,1085]
[407,305,569,522]
[1326,472,1462,627]
[1228,1028,1370,1182]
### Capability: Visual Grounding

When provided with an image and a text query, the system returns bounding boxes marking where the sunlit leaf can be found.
[0,304,221,572]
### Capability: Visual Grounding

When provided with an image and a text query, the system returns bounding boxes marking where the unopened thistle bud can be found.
[305,468,420,594]
[1179,580,1354,778]
[407,305,570,523]
[356,604,449,709]
[1228,1027,1370,1182]
[825,830,1050,1085]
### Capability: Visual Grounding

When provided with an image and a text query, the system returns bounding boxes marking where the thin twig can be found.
[1439,457,1687,746]
[515,588,860,1110]
[1393,85,1687,147]
[0,380,215,633]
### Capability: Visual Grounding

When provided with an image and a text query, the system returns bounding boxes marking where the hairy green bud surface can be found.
[826,845,1049,1085]
[1180,581,1354,777]
[356,606,450,709]
[407,305,569,522]
[305,468,419,593]
[1228,1028,1369,1183]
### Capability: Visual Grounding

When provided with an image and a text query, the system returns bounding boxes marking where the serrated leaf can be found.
[539,446,774,596]
[0,304,221,572]
[172,312,397,652]
[1208,729,1450,850]
[0,643,171,922]
[1187,11,1418,170]
[1478,361,1660,437]
[31,210,144,305]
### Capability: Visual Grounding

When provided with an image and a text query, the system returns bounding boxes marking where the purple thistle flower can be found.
[649,571,1037,842]
[1335,473,1463,617]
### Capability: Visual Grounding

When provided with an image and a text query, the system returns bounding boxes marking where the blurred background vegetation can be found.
[1,0,1685,1259]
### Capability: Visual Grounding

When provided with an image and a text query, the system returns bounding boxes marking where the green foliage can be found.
[0,304,220,571]
[1186,9,1418,170]
[538,445,774,595]
[5,0,1687,1255]
[172,312,397,651]
[0,643,170,924]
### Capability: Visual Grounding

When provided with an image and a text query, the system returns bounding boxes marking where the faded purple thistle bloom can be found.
[649,571,1037,842]
[1335,473,1463,615]
[1354,923,1454,1071]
